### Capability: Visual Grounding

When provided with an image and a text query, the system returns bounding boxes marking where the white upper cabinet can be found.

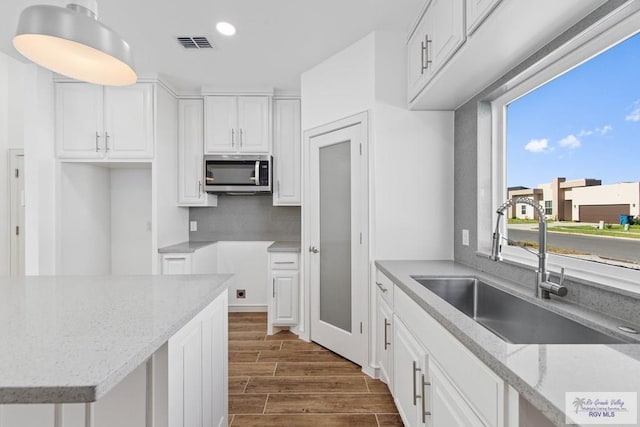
[56,82,154,160]
[204,95,270,154]
[407,0,465,103]
[103,84,154,158]
[272,99,301,206]
[178,99,217,206]
[466,0,502,35]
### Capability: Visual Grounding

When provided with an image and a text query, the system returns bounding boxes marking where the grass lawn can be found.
[507,218,540,224]
[547,224,640,239]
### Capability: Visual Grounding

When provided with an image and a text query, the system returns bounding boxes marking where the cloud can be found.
[525,138,549,153]
[578,125,612,137]
[626,108,640,122]
[558,134,581,149]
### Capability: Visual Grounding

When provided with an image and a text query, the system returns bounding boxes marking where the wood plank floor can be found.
[228,312,403,427]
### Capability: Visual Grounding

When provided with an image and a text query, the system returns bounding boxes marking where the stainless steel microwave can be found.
[203,155,272,193]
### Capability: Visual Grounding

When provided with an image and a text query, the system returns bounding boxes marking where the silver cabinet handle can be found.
[277,180,281,195]
[272,278,276,298]
[384,318,391,350]
[376,282,388,293]
[420,40,426,75]
[423,35,432,72]
[105,132,110,152]
[239,128,243,147]
[422,373,431,422]
[198,180,202,195]
[231,129,235,147]
[274,261,295,265]
[95,132,101,152]
[309,246,319,254]
[412,361,422,405]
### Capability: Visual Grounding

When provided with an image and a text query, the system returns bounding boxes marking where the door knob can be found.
[309,246,320,253]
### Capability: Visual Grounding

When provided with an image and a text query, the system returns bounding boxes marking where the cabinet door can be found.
[377,295,393,387]
[273,99,301,205]
[161,254,192,274]
[393,317,426,427]
[204,96,237,153]
[466,0,501,35]
[428,359,486,427]
[407,14,431,102]
[169,318,204,427]
[427,0,465,75]
[272,270,298,325]
[237,96,270,153]
[55,83,104,158]
[201,290,228,427]
[104,83,154,159]
[178,99,207,205]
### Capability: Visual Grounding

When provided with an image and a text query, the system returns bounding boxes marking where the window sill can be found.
[475,248,640,299]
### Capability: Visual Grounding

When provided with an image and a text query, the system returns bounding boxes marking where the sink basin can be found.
[411,276,625,344]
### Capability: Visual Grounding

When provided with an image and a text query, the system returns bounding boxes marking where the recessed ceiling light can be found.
[216,22,236,37]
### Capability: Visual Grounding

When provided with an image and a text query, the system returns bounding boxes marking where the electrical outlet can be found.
[462,229,469,246]
[189,221,197,232]
[236,289,246,299]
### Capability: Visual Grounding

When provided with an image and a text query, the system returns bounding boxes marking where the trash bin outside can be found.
[620,214,632,225]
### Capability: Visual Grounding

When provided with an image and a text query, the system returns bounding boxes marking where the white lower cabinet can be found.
[376,293,393,387]
[160,244,218,275]
[168,290,228,427]
[377,268,509,427]
[267,251,300,334]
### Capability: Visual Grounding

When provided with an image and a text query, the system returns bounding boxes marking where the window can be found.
[521,205,527,215]
[480,6,640,289]
[544,201,552,216]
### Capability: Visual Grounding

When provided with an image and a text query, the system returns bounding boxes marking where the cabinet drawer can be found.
[395,286,504,427]
[270,252,299,270]
[375,270,394,307]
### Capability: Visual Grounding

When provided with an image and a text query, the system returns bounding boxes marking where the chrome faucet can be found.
[490,197,567,299]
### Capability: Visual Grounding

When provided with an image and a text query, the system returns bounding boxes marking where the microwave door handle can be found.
[254,161,260,186]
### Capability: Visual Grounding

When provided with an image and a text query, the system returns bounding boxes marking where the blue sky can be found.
[506,32,640,188]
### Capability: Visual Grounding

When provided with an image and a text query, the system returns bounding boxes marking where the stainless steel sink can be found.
[411,276,625,344]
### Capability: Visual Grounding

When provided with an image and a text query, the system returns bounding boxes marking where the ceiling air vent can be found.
[177,36,213,49]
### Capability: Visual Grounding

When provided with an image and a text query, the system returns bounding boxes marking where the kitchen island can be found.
[0,274,231,427]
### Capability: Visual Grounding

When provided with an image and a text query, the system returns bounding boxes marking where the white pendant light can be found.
[13,0,137,86]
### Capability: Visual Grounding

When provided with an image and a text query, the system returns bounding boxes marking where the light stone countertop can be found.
[157,241,217,253]
[267,241,301,253]
[375,260,640,427]
[0,274,232,404]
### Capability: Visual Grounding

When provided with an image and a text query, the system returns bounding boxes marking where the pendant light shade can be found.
[13,1,137,86]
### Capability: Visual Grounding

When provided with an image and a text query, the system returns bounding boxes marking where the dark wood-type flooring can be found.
[228,312,403,426]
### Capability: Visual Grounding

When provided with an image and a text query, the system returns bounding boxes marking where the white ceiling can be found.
[0,0,424,93]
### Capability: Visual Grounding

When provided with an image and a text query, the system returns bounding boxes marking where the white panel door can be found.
[237,96,270,153]
[466,0,502,35]
[376,294,393,387]
[272,271,299,325]
[407,13,431,102]
[428,0,465,75]
[308,121,367,367]
[273,99,301,205]
[201,291,228,427]
[55,83,104,158]
[103,84,154,159]
[204,96,237,153]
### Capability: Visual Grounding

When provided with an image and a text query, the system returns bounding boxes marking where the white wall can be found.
[58,163,111,275]
[301,33,375,131]
[154,84,188,273]
[572,182,640,218]
[111,168,152,275]
[23,65,56,276]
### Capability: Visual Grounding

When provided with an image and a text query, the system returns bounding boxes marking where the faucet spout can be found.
[489,197,566,299]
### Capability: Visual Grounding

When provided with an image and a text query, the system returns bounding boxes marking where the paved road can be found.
[508,228,640,264]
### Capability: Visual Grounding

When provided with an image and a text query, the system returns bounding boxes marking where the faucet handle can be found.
[558,267,565,287]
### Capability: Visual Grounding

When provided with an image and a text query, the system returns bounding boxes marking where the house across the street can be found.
[508,177,640,223]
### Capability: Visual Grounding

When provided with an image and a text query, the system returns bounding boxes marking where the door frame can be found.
[301,111,370,368]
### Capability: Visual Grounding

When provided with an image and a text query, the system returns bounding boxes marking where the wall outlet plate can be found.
[189,221,197,232]
[462,229,469,246]
[236,289,246,299]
